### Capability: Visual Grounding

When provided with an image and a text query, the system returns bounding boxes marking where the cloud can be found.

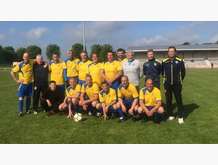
[25,27,48,40]
[209,34,218,43]
[0,33,5,40]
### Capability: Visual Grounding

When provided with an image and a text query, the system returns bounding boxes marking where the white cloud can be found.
[25,27,48,40]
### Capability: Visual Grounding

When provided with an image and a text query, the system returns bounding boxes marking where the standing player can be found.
[78,51,92,85]
[32,54,49,114]
[79,75,100,116]
[143,49,162,89]
[11,52,33,116]
[65,49,80,84]
[59,77,81,119]
[49,53,67,94]
[116,48,127,64]
[137,79,164,123]
[162,46,186,124]
[117,75,139,117]
[96,82,125,121]
[88,53,104,87]
[122,50,140,89]
[103,51,123,90]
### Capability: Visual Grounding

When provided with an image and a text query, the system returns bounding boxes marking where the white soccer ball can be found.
[73,113,82,122]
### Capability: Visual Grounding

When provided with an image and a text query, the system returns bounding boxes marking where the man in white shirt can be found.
[122,50,140,89]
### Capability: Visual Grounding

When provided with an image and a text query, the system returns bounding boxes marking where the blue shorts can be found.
[78,79,86,86]
[17,83,33,97]
[111,80,120,90]
[123,99,133,110]
[57,85,65,93]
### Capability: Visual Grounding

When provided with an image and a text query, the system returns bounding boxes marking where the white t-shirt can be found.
[122,59,140,86]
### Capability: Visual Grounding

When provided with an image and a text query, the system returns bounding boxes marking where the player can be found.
[10,52,33,116]
[65,49,80,84]
[96,82,125,122]
[162,46,186,124]
[136,79,164,123]
[88,53,104,87]
[143,49,162,89]
[79,74,100,116]
[49,53,67,94]
[116,48,127,64]
[59,77,81,119]
[78,51,92,85]
[102,51,123,90]
[117,75,139,118]
[122,50,140,89]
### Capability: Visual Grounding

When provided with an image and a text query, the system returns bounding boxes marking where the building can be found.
[128,44,218,68]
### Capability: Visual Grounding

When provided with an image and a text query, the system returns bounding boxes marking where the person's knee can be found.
[112,103,118,110]
[158,106,164,113]
[96,103,101,110]
[137,107,143,114]
[72,98,77,105]
[91,101,97,107]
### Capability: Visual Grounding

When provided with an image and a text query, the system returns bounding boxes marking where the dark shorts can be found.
[146,106,155,111]
[17,83,33,97]
[123,99,133,110]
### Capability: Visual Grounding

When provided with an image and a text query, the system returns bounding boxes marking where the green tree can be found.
[99,44,113,61]
[91,44,102,55]
[72,43,83,58]
[26,45,41,59]
[2,46,16,64]
[46,44,61,60]
[16,47,26,61]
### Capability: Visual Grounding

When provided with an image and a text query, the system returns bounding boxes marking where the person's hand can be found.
[46,100,52,107]
[106,80,112,86]
[16,80,23,84]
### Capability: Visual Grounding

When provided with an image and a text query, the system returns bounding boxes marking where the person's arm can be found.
[139,100,149,113]
[143,62,147,77]
[149,100,161,114]
[181,60,186,81]
[111,70,123,83]
[130,98,138,110]
[10,64,22,84]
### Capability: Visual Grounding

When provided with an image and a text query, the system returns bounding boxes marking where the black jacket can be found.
[162,56,186,85]
[143,58,162,83]
[33,62,49,86]
[43,87,64,104]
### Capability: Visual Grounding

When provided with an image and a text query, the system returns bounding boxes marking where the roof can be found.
[128,44,218,52]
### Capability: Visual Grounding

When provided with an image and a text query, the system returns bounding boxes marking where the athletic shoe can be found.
[168,116,175,121]
[96,112,101,117]
[88,112,92,116]
[18,112,23,117]
[26,110,31,114]
[33,111,38,115]
[119,116,125,122]
[178,118,184,124]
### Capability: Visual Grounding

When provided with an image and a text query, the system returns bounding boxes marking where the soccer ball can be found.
[73,113,82,122]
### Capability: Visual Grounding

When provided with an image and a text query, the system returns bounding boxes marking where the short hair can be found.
[52,53,60,57]
[86,74,92,79]
[117,48,125,53]
[121,75,129,81]
[107,51,113,54]
[80,50,88,55]
[91,52,98,57]
[101,81,109,86]
[49,80,56,84]
[145,78,153,83]
[147,49,154,54]
[68,77,77,82]
[168,46,177,52]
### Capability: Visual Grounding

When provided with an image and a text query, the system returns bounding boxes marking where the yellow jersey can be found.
[11,61,33,84]
[139,87,161,106]
[81,83,99,99]
[65,84,81,97]
[103,60,122,81]
[117,83,138,99]
[65,58,80,77]
[99,88,117,106]
[88,62,104,86]
[49,61,67,85]
[78,60,92,81]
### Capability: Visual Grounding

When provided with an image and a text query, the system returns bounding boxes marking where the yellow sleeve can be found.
[155,88,161,101]
[111,89,117,102]
[65,89,69,97]
[132,85,139,98]
[81,85,85,93]
[11,64,19,73]
[139,89,144,100]
[117,88,122,98]
[116,61,122,71]
[99,93,104,103]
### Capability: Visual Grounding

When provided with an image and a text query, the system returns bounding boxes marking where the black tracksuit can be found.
[143,58,162,88]
[41,87,64,112]
[162,56,186,118]
[32,62,49,111]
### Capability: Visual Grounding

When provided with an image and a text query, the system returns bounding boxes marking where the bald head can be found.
[145,78,153,91]
[23,52,29,63]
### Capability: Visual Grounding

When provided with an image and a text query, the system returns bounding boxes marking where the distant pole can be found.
[82,22,86,51]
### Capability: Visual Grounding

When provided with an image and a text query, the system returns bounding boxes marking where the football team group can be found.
[10,46,186,124]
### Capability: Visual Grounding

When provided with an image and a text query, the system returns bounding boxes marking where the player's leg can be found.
[33,84,40,114]
[91,101,100,116]
[153,106,164,123]
[164,83,174,120]
[113,102,125,122]
[25,83,32,114]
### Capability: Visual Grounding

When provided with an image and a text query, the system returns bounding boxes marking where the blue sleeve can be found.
[63,69,68,81]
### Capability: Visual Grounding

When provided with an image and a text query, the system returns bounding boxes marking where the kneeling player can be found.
[79,75,99,116]
[117,75,139,117]
[59,77,81,118]
[96,82,125,121]
[137,79,164,123]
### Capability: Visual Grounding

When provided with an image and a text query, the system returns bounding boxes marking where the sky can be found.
[0,21,218,56]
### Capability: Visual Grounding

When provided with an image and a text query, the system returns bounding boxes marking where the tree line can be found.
[0,43,113,65]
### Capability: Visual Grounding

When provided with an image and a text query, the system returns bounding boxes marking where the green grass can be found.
[0,69,218,144]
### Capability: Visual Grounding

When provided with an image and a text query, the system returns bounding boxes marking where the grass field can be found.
[0,69,218,144]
